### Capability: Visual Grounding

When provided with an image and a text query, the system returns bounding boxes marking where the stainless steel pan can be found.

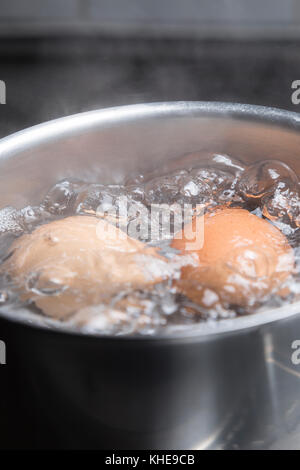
[0,102,300,449]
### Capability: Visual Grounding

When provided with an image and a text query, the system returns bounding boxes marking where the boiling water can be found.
[0,154,299,336]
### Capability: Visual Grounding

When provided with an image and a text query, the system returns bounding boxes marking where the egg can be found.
[4,215,168,319]
[171,207,295,309]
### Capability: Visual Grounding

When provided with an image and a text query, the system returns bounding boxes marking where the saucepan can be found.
[0,102,300,449]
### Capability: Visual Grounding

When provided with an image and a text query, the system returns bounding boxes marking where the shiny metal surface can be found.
[1,102,300,449]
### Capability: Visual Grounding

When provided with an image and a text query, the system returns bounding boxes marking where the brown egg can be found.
[171,207,295,309]
[4,216,168,319]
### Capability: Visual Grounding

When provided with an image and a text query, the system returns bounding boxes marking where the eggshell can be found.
[4,216,167,318]
[171,207,294,308]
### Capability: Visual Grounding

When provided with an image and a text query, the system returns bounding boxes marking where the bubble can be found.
[76,184,116,214]
[189,154,245,194]
[0,156,299,335]
[144,170,189,205]
[126,184,145,203]
[144,169,216,208]
[25,271,68,297]
[209,154,246,174]
[238,160,299,202]
[0,206,24,234]
[70,287,173,335]
[75,183,145,216]
[0,291,8,303]
[20,205,50,232]
[43,178,85,215]
[261,180,300,227]
[178,175,212,204]
[125,174,146,186]
[226,247,272,279]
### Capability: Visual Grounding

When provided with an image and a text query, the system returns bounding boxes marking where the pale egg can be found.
[4,216,168,318]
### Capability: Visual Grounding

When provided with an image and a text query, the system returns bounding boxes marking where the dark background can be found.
[0,36,299,139]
